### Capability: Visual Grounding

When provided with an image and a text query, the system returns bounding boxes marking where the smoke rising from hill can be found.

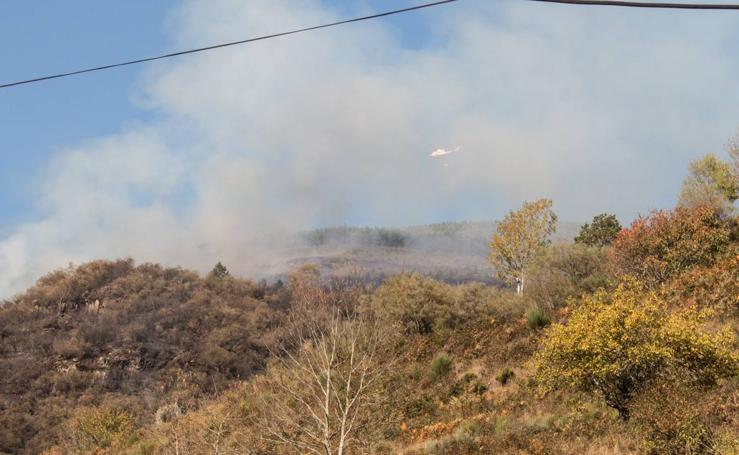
[1,0,738,297]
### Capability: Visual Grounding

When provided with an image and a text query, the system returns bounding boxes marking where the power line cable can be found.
[0,0,457,90]
[531,0,739,8]
[2,0,739,90]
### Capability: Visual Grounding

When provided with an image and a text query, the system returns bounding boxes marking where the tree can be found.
[533,279,738,420]
[678,154,738,214]
[609,205,733,287]
[256,309,386,455]
[727,129,738,178]
[488,199,557,295]
[208,261,230,280]
[574,213,621,247]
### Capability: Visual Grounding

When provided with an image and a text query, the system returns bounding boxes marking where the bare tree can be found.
[257,307,386,455]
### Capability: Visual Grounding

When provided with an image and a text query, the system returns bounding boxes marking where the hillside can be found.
[0,260,289,454]
[0,212,737,454]
[256,221,581,285]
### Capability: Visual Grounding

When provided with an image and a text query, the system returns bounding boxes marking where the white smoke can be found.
[1,0,738,297]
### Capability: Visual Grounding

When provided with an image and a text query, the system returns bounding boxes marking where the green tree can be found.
[574,213,621,247]
[488,199,557,295]
[208,262,230,280]
[533,279,738,420]
[678,154,738,214]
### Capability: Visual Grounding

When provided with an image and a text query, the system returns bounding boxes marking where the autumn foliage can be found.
[533,278,738,420]
[488,198,557,294]
[609,205,734,286]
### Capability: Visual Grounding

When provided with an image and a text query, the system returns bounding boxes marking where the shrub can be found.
[661,254,739,315]
[526,243,611,309]
[496,367,515,386]
[369,274,494,335]
[610,206,733,287]
[451,373,487,396]
[62,406,137,452]
[630,376,715,454]
[430,353,453,380]
[154,403,181,425]
[376,229,408,248]
[453,420,482,442]
[52,335,88,359]
[533,278,738,420]
[471,381,487,396]
[24,259,135,312]
[526,306,551,330]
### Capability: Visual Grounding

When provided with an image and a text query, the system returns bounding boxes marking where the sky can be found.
[1,0,738,297]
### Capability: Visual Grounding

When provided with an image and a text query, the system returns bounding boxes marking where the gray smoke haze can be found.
[1,0,738,297]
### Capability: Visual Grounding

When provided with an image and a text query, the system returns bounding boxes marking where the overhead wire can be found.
[0,0,458,89]
[532,0,739,8]
[2,0,738,90]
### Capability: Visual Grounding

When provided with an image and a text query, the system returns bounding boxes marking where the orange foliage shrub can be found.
[662,254,739,315]
[609,206,733,287]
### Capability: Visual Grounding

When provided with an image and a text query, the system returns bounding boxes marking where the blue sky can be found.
[0,1,450,233]
[0,2,174,230]
[1,0,738,295]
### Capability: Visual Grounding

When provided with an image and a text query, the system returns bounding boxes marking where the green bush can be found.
[430,353,453,380]
[575,213,622,247]
[526,306,551,330]
[496,367,515,386]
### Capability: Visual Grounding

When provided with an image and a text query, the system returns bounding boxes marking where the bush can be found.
[154,403,181,425]
[610,205,733,287]
[24,259,135,312]
[369,274,495,335]
[526,306,551,330]
[630,376,715,454]
[533,278,738,420]
[526,243,611,309]
[453,419,482,442]
[430,353,453,380]
[661,254,739,316]
[376,229,408,248]
[451,373,487,396]
[62,406,137,453]
[52,335,88,359]
[496,367,515,386]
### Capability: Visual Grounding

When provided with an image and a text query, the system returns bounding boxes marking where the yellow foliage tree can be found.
[489,199,557,295]
[678,153,738,214]
[533,279,738,420]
